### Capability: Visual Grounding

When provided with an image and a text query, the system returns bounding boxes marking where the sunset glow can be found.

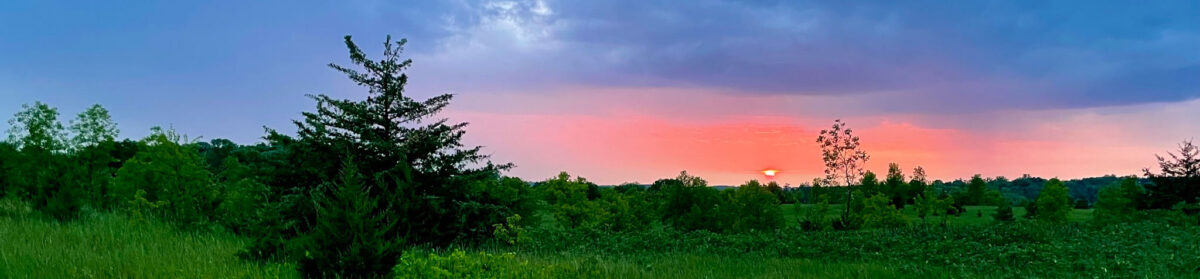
[762,170,778,178]
[2,1,1197,186]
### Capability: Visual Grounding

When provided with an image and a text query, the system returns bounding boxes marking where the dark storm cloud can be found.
[421,0,1200,110]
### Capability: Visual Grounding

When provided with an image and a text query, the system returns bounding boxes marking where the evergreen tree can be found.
[245,36,517,276]
[1142,140,1200,209]
[296,157,401,278]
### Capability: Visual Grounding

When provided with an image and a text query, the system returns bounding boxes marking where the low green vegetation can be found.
[0,208,295,278]
[395,250,941,279]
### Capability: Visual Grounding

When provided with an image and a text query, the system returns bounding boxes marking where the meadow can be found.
[7,197,1199,278]
[0,204,295,279]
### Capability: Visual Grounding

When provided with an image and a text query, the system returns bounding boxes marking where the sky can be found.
[2,0,1199,185]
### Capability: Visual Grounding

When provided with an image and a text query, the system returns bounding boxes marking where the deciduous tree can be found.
[1035,178,1071,223]
[816,119,869,214]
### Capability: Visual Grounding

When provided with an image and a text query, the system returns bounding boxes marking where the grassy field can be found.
[399,250,950,279]
[0,211,295,279]
[0,202,1169,279]
[0,211,946,279]
[781,203,1093,226]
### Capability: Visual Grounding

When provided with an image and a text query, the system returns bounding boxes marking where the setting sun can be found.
[762,169,778,178]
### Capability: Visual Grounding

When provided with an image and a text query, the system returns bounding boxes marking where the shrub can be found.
[493,214,530,247]
[859,193,908,229]
[1093,178,1141,224]
[725,180,784,232]
[394,250,600,279]
[112,127,216,228]
[656,171,724,232]
[993,201,1015,222]
[1034,179,1071,223]
[800,195,833,231]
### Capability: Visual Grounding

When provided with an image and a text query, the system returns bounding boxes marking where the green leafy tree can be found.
[214,156,270,232]
[594,187,655,232]
[884,163,908,208]
[809,178,826,204]
[860,171,880,196]
[113,127,217,228]
[966,174,989,205]
[657,171,723,231]
[1092,177,1143,224]
[907,166,928,205]
[816,119,870,214]
[7,101,67,152]
[726,180,784,232]
[1035,178,1071,223]
[914,186,953,226]
[538,172,596,229]
[68,104,120,208]
[5,102,82,219]
[5,102,67,198]
[68,104,119,150]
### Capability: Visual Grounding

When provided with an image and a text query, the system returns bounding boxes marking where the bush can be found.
[725,180,784,232]
[394,250,601,279]
[1093,178,1141,224]
[993,201,1015,222]
[859,193,908,229]
[656,171,725,232]
[1035,179,1071,223]
[112,127,217,228]
[800,195,833,231]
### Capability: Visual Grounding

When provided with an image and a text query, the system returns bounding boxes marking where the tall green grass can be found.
[0,210,295,279]
[397,249,948,279]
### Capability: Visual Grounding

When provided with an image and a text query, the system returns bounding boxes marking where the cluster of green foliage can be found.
[536,171,782,234]
[393,249,941,279]
[393,250,605,278]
